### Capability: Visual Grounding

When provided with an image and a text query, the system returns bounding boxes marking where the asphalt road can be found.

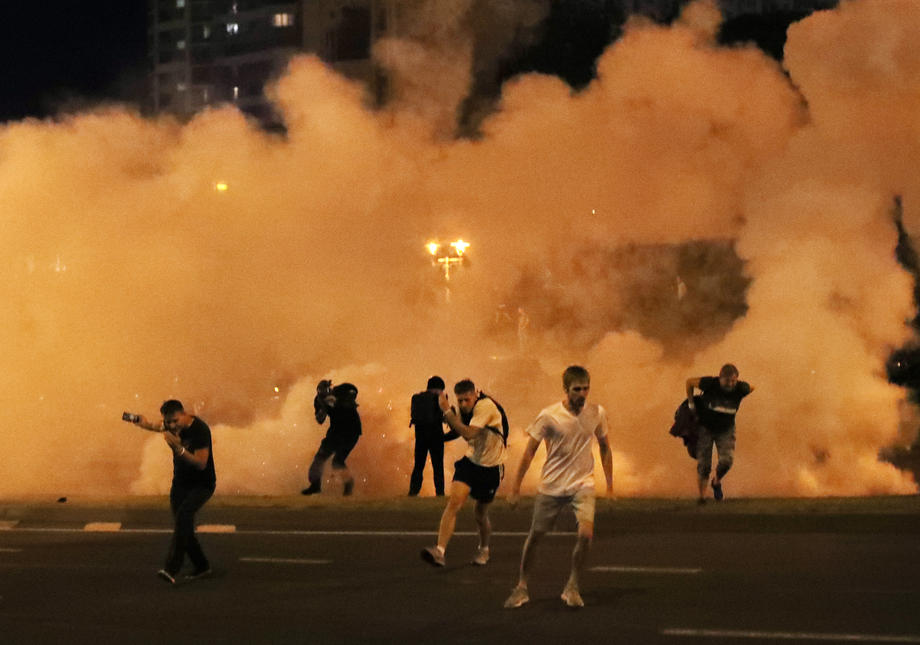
[1,497,919,644]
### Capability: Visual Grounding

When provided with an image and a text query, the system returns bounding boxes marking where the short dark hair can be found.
[427,376,446,391]
[453,379,476,395]
[563,365,590,389]
[720,364,739,378]
[160,399,184,417]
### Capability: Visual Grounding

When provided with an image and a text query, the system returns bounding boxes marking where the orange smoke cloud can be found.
[0,0,916,499]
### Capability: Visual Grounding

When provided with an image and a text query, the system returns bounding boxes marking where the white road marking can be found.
[240,557,331,565]
[231,530,566,537]
[83,522,122,532]
[0,548,22,552]
[197,524,236,533]
[591,565,702,574]
[0,521,19,530]
[662,628,920,643]
[8,527,570,537]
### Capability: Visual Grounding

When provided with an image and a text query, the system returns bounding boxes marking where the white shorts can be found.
[530,488,596,533]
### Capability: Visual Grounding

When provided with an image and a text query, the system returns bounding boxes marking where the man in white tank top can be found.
[503,365,613,608]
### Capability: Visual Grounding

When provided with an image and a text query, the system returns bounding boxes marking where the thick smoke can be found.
[0,0,917,499]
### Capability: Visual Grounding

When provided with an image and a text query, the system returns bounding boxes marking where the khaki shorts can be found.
[530,488,596,534]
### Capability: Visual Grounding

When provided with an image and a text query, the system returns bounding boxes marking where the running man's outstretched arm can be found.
[596,431,613,496]
[507,436,540,509]
[129,415,165,433]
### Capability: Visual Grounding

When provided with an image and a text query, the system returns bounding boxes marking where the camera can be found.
[122,412,140,423]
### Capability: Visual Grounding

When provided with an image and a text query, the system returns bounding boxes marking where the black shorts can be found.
[452,456,501,503]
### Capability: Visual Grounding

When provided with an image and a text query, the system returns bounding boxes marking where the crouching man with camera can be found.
[125,400,216,585]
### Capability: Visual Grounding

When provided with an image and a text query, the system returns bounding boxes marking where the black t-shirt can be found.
[696,376,751,434]
[173,417,216,489]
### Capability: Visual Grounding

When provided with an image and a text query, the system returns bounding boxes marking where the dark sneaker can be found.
[503,586,529,609]
[301,484,321,496]
[421,546,445,567]
[184,568,212,581]
[343,479,354,496]
[561,586,584,608]
[711,480,724,501]
[157,569,176,585]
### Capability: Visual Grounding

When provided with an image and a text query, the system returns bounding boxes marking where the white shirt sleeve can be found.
[526,412,550,442]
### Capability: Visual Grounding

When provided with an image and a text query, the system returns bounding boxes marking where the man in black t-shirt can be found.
[408,376,460,497]
[685,364,754,504]
[129,399,216,584]
[302,381,362,496]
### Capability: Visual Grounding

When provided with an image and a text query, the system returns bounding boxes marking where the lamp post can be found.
[426,239,470,302]
[426,239,470,281]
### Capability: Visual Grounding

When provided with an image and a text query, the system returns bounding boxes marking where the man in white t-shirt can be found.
[504,365,613,608]
[420,379,507,568]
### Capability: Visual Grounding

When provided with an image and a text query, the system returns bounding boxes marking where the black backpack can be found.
[410,391,442,428]
[669,396,701,459]
[461,392,510,446]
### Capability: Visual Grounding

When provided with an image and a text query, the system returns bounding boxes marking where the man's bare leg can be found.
[472,500,491,564]
[422,481,471,567]
[561,520,593,607]
[504,530,545,608]
[438,482,471,550]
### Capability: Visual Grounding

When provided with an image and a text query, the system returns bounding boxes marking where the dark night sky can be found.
[0,1,802,124]
[0,2,148,122]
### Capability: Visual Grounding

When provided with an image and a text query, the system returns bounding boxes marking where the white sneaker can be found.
[503,586,529,608]
[561,585,584,608]
[421,546,445,567]
[470,547,490,566]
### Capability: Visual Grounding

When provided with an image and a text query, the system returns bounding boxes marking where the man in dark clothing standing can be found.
[408,376,459,496]
[686,364,754,504]
[128,399,216,584]
[302,381,362,496]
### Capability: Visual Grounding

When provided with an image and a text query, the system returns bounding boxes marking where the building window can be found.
[202,25,211,39]
[226,22,239,35]
[272,13,294,27]
[176,39,186,49]
[233,86,239,100]
[177,82,188,92]
[231,2,238,14]
[176,0,185,8]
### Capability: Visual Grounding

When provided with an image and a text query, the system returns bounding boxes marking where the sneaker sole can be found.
[156,570,176,584]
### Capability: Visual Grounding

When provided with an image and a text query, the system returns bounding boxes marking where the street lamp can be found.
[450,239,469,256]
[426,239,470,281]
